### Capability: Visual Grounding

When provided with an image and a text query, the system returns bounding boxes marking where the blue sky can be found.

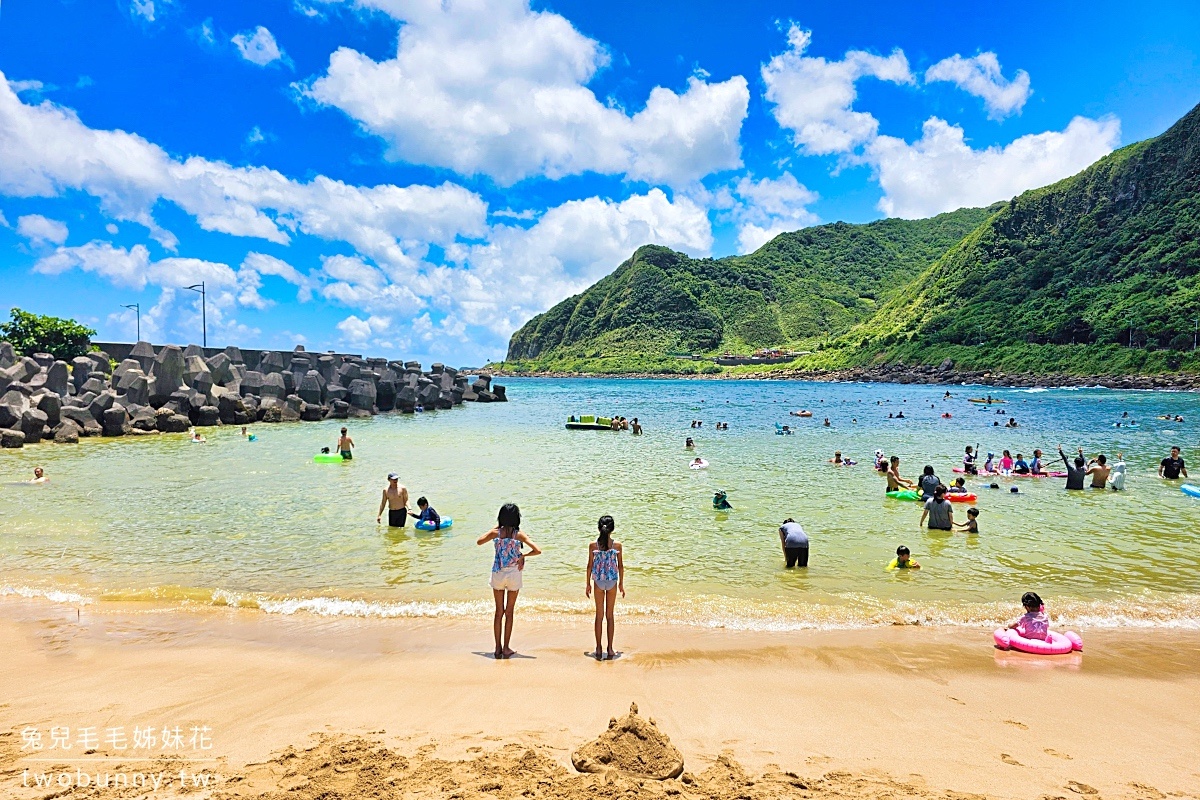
[1,0,1197,365]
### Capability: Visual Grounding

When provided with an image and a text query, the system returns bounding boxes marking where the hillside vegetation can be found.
[503,100,1200,377]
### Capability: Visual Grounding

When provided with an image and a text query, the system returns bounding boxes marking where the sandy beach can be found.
[2,597,1198,799]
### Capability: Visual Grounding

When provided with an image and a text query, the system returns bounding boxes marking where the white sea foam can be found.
[0,585,92,605]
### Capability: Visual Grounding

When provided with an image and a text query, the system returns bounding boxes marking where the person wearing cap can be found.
[377,473,410,527]
[1029,449,1046,476]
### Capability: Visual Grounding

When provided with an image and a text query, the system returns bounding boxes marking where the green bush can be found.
[0,308,96,362]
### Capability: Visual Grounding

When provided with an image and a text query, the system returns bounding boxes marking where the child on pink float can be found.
[1005,591,1049,640]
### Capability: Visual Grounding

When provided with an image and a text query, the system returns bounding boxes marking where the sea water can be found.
[2,378,1199,630]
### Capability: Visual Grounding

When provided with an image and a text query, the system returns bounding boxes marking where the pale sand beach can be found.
[2,597,1198,799]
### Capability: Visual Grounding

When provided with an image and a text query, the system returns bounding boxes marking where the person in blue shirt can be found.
[1013,453,1030,474]
[415,496,442,530]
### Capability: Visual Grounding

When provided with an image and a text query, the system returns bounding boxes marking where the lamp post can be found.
[185,282,207,347]
[1193,318,1198,351]
[121,303,140,341]
[1128,319,1133,349]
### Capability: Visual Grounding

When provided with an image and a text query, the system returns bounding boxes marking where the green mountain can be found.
[506,206,996,372]
[505,100,1200,377]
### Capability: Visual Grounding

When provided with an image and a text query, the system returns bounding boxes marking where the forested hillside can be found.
[504,100,1200,377]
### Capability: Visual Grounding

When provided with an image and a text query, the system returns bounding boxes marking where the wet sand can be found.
[2,597,1199,799]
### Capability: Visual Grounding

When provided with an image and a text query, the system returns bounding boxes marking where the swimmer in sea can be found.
[189,427,207,443]
[240,426,249,437]
[712,490,733,510]
[631,418,642,435]
[954,507,980,533]
[886,456,915,495]
[377,473,409,526]
[691,457,706,468]
[1086,454,1111,489]
[685,437,695,449]
[823,418,831,427]
[1005,417,1018,428]
[829,451,845,465]
[30,467,48,484]
[337,427,354,460]
[887,545,920,570]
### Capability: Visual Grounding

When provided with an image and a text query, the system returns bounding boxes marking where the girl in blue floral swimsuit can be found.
[585,515,625,660]
[477,503,541,659]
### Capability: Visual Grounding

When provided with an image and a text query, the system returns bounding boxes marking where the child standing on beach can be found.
[1005,592,1050,641]
[477,503,541,659]
[585,515,624,660]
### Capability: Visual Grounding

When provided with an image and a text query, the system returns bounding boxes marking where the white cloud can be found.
[34,242,153,288]
[336,313,391,343]
[129,0,157,23]
[446,188,712,336]
[730,174,819,254]
[867,115,1121,218]
[925,53,1031,119]
[105,222,119,234]
[301,0,748,185]
[232,26,290,68]
[16,213,69,245]
[763,24,913,156]
[0,73,487,266]
[8,79,46,96]
[241,252,313,302]
[0,210,8,228]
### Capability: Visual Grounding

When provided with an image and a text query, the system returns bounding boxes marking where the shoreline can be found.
[489,366,1200,391]
[3,596,1199,799]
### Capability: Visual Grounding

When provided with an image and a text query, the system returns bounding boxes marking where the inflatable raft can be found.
[313,453,344,463]
[415,517,453,531]
[566,415,615,430]
[1181,484,1200,499]
[993,628,1083,655]
[953,468,1067,478]
[885,489,921,501]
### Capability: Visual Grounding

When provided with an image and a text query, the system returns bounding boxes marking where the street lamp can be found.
[121,303,140,341]
[185,282,207,348]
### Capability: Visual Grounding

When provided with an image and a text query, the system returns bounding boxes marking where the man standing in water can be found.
[377,473,409,527]
[1059,446,1087,490]
[336,427,354,460]
[1159,446,1188,480]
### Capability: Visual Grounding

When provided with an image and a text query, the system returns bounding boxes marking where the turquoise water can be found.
[2,378,1200,630]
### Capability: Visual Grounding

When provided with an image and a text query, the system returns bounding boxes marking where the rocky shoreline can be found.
[0,341,505,449]
[491,361,1200,390]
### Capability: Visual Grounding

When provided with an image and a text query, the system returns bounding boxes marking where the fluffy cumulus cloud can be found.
[129,0,157,23]
[301,0,748,185]
[39,241,261,343]
[446,188,713,336]
[0,74,487,264]
[760,27,1119,220]
[16,213,69,245]
[925,53,1032,119]
[336,313,391,343]
[868,115,1121,218]
[763,25,913,155]
[731,173,819,254]
[231,26,290,67]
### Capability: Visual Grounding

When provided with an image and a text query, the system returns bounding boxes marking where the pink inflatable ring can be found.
[993,628,1082,655]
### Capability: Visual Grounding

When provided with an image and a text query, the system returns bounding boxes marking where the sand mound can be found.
[571,702,685,780]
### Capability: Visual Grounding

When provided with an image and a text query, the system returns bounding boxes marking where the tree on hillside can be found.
[0,308,96,361]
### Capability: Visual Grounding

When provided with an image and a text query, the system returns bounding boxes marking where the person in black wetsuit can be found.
[1058,446,1086,491]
